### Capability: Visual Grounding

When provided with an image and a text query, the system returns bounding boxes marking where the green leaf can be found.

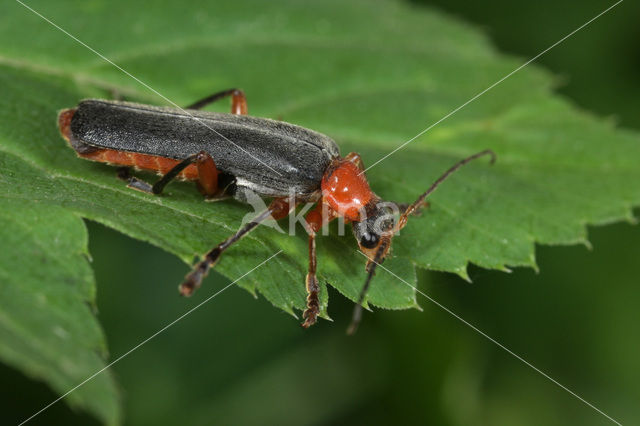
[0,198,120,425]
[0,0,639,421]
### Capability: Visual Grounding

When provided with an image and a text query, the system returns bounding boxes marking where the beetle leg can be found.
[149,153,204,194]
[117,151,219,196]
[184,88,248,115]
[117,167,154,193]
[303,233,320,328]
[117,156,197,195]
[109,88,126,101]
[194,152,219,197]
[301,202,338,327]
[230,90,248,115]
[344,152,365,170]
[180,198,294,296]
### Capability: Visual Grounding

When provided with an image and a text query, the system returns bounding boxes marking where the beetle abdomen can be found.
[85,148,200,180]
[67,99,340,197]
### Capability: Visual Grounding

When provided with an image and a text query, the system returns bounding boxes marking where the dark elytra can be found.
[70,99,340,198]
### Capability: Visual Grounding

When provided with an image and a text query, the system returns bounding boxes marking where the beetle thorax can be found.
[321,159,374,221]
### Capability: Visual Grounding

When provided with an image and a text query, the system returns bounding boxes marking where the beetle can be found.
[58,88,495,333]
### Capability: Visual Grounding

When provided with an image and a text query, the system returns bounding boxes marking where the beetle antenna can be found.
[396,149,495,231]
[346,150,495,334]
[347,239,389,335]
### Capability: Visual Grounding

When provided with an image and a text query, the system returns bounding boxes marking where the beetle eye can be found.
[359,232,379,249]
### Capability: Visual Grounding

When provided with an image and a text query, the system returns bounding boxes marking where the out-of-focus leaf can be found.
[0,199,119,424]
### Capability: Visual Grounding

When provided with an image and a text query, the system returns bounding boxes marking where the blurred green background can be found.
[4,0,639,424]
